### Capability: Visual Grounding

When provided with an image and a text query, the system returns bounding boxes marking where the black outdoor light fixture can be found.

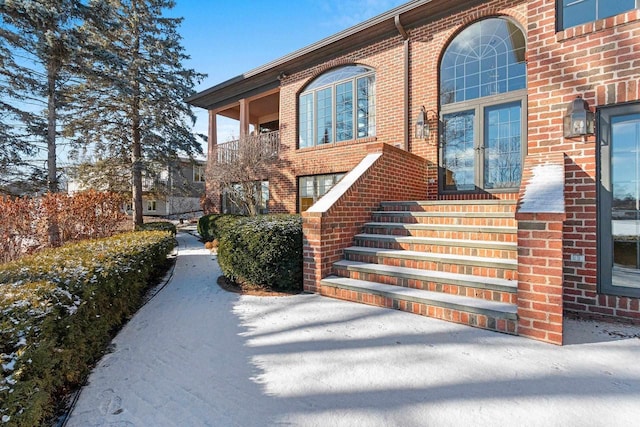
[415,106,431,140]
[563,96,595,139]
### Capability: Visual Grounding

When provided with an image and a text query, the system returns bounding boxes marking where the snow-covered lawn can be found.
[65,231,640,426]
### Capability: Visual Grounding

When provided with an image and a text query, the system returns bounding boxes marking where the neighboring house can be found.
[187,0,640,344]
[69,158,206,218]
[140,158,206,218]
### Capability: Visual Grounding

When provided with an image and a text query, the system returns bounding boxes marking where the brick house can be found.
[187,0,640,344]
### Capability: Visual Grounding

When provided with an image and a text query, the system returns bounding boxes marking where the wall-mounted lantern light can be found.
[563,96,595,139]
[415,106,429,139]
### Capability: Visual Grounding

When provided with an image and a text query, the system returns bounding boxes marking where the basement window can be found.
[298,173,345,212]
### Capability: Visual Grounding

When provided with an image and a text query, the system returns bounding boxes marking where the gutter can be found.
[395,15,410,151]
[187,0,433,106]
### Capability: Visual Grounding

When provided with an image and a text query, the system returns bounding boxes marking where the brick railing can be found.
[302,142,429,293]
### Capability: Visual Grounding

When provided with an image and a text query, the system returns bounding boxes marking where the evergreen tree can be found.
[67,0,205,226]
[0,0,88,244]
[0,0,85,194]
[0,34,37,194]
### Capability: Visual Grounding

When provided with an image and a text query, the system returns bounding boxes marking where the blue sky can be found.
[172,0,408,147]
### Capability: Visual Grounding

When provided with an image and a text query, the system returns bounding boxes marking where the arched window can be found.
[440,17,526,192]
[299,65,376,148]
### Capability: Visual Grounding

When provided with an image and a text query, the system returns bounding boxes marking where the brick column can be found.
[516,213,565,344]
[516,153,567,345]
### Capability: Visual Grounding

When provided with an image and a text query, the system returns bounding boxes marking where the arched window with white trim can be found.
[299,65,376,148]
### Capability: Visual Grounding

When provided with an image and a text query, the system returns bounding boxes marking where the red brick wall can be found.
[527,0,640,323]
[270,0,528,213]
[302,143,428,292]
[274,37,407,213]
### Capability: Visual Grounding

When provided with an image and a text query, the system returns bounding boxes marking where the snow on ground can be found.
[65,230,640,427]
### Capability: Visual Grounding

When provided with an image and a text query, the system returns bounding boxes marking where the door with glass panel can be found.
[439,17,526,193]
[598,104,640,297]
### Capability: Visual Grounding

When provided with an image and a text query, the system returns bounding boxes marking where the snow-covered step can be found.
[343,246,518,271]
[320,276,518,334]
[333,260,517,294]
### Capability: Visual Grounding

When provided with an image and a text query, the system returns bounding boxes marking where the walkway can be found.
[65,230,640,426]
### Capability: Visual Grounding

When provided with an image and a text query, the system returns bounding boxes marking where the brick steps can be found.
[333,260,517,303]
[320,276,518,334]
[372,211,515,227]
[354,233,517,259]
[363,222,516,241]
[320,199,519,335]
[343,246,517,280]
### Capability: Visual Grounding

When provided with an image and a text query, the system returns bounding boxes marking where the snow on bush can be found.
[217,215,302,292]
[0,230,175,426]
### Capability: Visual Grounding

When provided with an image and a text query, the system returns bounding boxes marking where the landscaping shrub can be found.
[0,190,126,263]
[135,221,177,235]
[0,231,175,426]
[217,215,302,292]
[197,213,242,242]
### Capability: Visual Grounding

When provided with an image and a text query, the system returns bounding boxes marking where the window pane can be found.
[443,110,476,191]
[357,75,376,138]
[562,0,636,29]
[484,102,522,189]
[259,181,269,214]
[298,173,344,212]
[611,115,640,282]
[440,18,526,104]
[600,0,637,20]
[299,65,375,148]
[316,88,333,144]
[299,94,314,148]
[335,81,353,142]
[306,65,372,90]
[562,0,596,28]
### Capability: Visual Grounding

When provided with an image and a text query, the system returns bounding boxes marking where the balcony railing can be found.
[216,130,280,163]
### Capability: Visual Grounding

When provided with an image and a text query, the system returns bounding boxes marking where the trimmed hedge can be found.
[217,215,302,292]
[197,214,242,242]
[136,221,177,235]
[0,231,175,426]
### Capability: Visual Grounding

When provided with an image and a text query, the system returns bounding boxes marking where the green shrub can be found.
[217,215,302,292]
[197,214,243,242]
[136,221,177,235]
[197,214,216,241]
[0,231,175,427]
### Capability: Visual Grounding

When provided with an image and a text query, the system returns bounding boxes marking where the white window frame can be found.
[298,66,376,149]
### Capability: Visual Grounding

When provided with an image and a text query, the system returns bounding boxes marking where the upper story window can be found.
[298,65,375,149]
[440,17,526,193]
[193,165,205,182]
[558,0,639,30]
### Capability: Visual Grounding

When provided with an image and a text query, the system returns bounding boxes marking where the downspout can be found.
[395,15,410,151]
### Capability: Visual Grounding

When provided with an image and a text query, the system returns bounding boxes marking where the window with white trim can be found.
[299,65,375,148]
[193,165,205,182]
